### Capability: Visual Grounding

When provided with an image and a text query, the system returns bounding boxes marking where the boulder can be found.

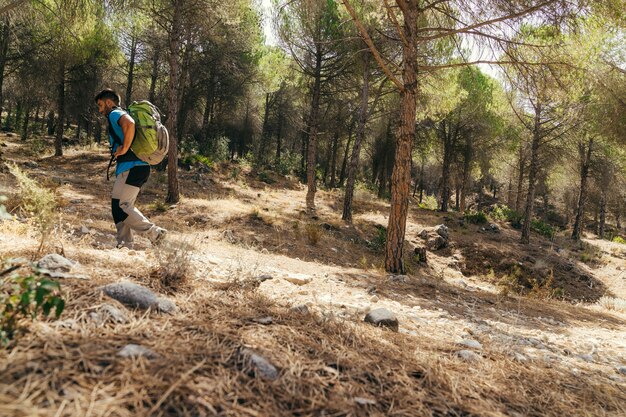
[417,225,449,251]
[38,254,75,272]
[457,350,481,362]
[102,282,176,313]
[364,308,399,332]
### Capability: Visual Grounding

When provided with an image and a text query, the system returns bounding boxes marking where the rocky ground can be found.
[1,134,625,416]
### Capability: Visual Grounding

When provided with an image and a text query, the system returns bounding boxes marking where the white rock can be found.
[459,339,483,350]
[117,344,157,359]
[354,397,377,406]
[457,350,481,362]
[284,274,312,286]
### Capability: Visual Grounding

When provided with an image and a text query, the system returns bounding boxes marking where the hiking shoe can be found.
[150,226,167,246]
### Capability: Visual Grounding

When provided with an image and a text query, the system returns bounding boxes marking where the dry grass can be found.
[1,277,624,417]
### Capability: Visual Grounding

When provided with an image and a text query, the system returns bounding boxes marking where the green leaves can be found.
[1,261,65,347]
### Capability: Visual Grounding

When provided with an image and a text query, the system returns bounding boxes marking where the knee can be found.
[111,199,128,223]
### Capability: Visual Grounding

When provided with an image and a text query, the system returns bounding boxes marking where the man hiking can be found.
[95,88,167,249]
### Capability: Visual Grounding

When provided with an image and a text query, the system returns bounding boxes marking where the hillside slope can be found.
[1,135,625,417]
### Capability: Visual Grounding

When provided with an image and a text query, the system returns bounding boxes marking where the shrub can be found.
[1,261,65,346]
[491,204,522,226]
[8,164,57,253]
[305,223,321,245]
[258,171,275,184]
[367,225,387,252]
[612,236,626,245]
[154,239,194,291]
[417,194,438,211]
[464,210,488,224]
[531,219,555,239]
[275,150,301,176]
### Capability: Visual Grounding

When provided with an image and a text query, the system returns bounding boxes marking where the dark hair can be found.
[94,89,120,105]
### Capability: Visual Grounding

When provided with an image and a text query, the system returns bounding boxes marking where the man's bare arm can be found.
[114,114,135,157]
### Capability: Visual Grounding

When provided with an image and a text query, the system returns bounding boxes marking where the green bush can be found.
[464,210,488,224]
[531,219,555,239]
[258,171,275,184]
[275,150,301,176]
[613,236,626,245]
[417,194,438,211]
[491,204,522,226]
[1,261,65,346]
[367,225,387,252]
[184,154,213,169]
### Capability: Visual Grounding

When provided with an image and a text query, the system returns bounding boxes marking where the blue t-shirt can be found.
[108,108,148,176]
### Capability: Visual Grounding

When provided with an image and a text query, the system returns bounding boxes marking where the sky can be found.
[261,0,278,46]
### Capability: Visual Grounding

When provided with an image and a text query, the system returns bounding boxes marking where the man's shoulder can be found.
[108,108,127,124]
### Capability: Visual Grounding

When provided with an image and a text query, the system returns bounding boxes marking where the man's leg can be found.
[112,166,164,246]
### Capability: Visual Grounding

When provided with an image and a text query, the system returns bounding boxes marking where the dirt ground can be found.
[1,134,625,417]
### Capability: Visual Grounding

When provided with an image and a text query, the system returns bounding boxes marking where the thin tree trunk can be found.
[21,106,30,140]
[125,33,137,106]
[460,135,472,212]
[515,146,526,212]
[440,122,454,212]
[599,191,606,239]
[305,45,322,212]
[0,17,9,122]
[54,61,65,156]
[572,137,593,240]
[166,1,182,204]
[275,107,283,166]
[343,56,370,221]
[259,92,271,165]
[329,121,340,188]
[385,4,418,273]
[338,123,353,187]
[149,46,159,103]
[521,106,541,244]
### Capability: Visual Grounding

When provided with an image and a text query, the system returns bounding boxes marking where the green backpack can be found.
[127,100,169,165]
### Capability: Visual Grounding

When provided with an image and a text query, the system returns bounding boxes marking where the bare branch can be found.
[341,0,404,91]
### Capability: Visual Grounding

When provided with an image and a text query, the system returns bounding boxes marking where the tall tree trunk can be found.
[201,69,216,152]
[521,106,541,244]
[385,4,418,273]
[125,33,137,106]
[54,61,66,156]
[343,56,370,221]
[275,106,283,166]
[440,123,454,212]
[21,107,30,140]
[166,1,182,204]
[515,146,526,212]
[305,45,322,211]
[572,137,593,240]
[259,92,272,165]
[149,46,159,103]
[460,135,472,212]
[338,125,353,187]
[46,110,55,135]
[0,17,9,122]
[598,190,606,239]
[329,119,340,188]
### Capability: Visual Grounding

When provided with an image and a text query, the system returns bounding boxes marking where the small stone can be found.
[616,366,626,375]
[254,316,274,325]
[576,354,594,363]
[354,397,377,406]
[102,281,176,313]
[388,275,407,283]
[71,199,84,204]
[364,308,399,332]
[24,161,38,168]
[90,303,129,325]
[80,226,90,234]
[370,295,380,303]
[457,350,481,362]
[241,348,279,380]
[434,224,449,239]
[459,339,483,350]
[512,353,529,362]
[489,223,500,232]
[291,304,309,314]
[256,274,273,282]
[37,254,75,272]
[117,344,157,359]
[284,274,312,286]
